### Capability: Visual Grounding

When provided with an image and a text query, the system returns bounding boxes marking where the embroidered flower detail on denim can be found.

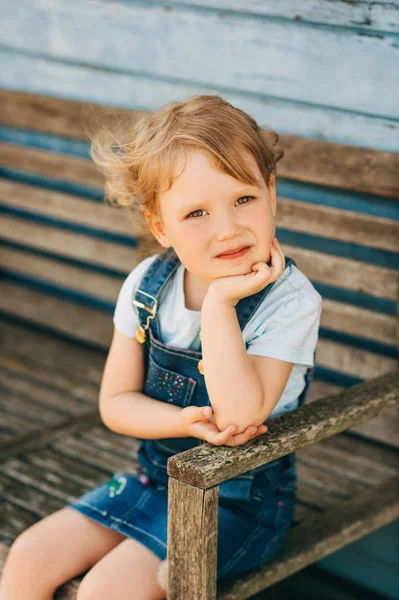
[108,475,127,498]
[137,466,151,487]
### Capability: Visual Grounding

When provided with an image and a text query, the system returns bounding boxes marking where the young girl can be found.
[0,95,322,600]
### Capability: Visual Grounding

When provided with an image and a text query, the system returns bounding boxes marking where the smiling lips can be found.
[217,245,251,259]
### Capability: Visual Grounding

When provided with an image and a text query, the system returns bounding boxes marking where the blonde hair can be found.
[90,94,284,261]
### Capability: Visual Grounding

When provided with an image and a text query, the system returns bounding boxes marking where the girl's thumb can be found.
[202,407,211,417]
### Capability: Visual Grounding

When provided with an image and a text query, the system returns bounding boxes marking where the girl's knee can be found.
[5,527,51,579]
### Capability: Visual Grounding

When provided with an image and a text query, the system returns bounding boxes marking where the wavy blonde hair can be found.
[90,94,284,262]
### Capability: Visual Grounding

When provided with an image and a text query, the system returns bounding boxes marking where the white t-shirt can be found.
[113,254,322,418]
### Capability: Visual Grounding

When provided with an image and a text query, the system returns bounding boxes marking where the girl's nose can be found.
[214,214,242,241]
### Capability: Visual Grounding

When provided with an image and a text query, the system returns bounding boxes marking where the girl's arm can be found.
[99,328,186,439]
[200,297,292,434]
[200,238,294,434]
[99,328,266,442]
[101,390,188,439]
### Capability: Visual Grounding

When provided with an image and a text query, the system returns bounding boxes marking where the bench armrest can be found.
[167,369,398,489]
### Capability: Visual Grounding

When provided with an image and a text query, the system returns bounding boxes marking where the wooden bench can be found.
[0,89,398,599]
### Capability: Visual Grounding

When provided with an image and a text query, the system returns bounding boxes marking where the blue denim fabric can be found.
[68,247,315,580]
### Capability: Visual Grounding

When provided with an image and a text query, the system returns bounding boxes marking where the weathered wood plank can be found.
[1,89,398,193]
[277,197,399,253]
[216,476,399,599]
[315,338,397,380]
[0,282,396,381]
[0,281,114,349]
[50,436,134,475]
[2,215,396,300]
[0,368,96,417]
[0,142,104,188]
[167,370,399,488]
[0,321,105,385]
[306,380,399,448]
[167,0,399,33]
[0,471,67,517]
[3,49,396,152]
[0,355,99,406]
[0,412,102,462]
[0,246,122,306]
[167,477,218,600]
[0,179,133,237]
[2,245,396,345]
[318,299,397,346]
[1,167,398,253]
[283,244,398,301]
[0,215,138,272]
[298,442,398,487]
[1,1,397,120]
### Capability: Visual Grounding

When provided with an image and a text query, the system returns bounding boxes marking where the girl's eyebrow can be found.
[176,185,262,215]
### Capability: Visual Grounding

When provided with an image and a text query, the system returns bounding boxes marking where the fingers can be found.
[223,423,268,447]
[210,424,237,445]
[270,237,285,276]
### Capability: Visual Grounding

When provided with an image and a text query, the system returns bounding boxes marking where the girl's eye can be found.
[186,196,255,219]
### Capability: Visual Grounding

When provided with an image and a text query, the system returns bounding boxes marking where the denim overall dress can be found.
[68,247,315,580]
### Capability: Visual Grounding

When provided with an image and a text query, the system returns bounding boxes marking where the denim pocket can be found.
[144,353,197,407]
[251,459,297,497]
[219,474,255,502]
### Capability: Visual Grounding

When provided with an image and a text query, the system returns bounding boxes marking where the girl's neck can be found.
[183,268,209,311]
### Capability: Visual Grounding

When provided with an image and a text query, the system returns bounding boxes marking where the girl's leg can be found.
[0,507,126,600]
[77,537,165,600]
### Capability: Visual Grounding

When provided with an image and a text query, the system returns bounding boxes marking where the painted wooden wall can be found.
[1,1,398,597]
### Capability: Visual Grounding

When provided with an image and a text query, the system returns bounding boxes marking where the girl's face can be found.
[147,149,277,286]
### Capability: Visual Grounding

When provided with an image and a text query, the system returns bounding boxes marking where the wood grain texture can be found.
[167,478,218,599]
[217,477,399,599]
[0,281,396,382]
[1,176,398,252]
[0,406,397,597]
[1,215,397,300]
[1,1,397,119]
[167,370,399,488]
[1,90,398,194]
[1,51,395,151]
[1,245,396,345]
[165,0,399,33]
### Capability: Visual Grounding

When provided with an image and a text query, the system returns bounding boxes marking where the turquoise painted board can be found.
[0,0,398,149]
[318,520,399,600]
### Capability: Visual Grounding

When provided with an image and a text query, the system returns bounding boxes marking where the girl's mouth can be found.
[217,246,251,259]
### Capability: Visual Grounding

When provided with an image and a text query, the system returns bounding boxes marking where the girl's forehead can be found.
[162,148,264,194]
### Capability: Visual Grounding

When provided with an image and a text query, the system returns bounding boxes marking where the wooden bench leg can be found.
[167,477,218,600]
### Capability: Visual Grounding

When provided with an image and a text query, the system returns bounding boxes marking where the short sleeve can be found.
[246,292,322,367]
[113,255,159,338]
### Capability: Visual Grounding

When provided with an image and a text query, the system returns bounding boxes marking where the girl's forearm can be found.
[200,296,266,434]
[100,391,186,439]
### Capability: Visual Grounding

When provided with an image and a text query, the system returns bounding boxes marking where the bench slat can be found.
[216,476,399,599]
[167,369,399,488]
[2,214,396,301]
[2,245,396,345]
[1,282,396,383]
[1,167,398,254]
[1,89,398,197]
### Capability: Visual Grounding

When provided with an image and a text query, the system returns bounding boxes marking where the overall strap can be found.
[132,247,180,340]
[133,249,297,341]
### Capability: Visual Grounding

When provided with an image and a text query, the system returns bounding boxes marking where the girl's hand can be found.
[179,405,268,447]
[205,237,285,307]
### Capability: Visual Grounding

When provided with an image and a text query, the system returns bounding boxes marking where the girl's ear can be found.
[145,211,172,249]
